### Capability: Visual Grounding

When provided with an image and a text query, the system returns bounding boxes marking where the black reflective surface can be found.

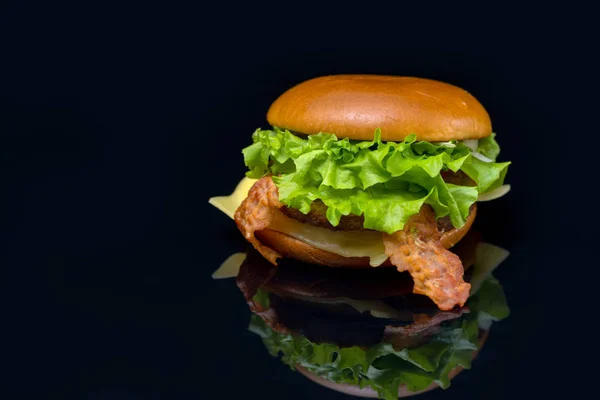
[1,2,580,399]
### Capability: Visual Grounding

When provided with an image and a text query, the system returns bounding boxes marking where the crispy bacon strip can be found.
[236,248,278,302]
[383,206,471,311]
[234,249,291,334]
[384,308,469,338]
[383,308,469,349]
[234,176,283,264]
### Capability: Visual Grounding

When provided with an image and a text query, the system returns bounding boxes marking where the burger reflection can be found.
[213,231,509,399]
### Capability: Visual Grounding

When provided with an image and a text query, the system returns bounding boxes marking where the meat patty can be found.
[281,200,471,234]
[281,201,366,231]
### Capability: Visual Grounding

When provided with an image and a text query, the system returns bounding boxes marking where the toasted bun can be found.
[256,229,377,268]
[267,75,491,142]
[441,204,477,249]
[255,204,476,268]
[296,329,489,398]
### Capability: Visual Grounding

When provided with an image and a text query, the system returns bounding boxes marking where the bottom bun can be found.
[255,205,477,269]
[256,229,375,268]
[296,329,489,398]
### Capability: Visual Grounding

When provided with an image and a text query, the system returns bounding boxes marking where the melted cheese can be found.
[269,210,388,267]
[211,252,247,279]
[208,177,388,266]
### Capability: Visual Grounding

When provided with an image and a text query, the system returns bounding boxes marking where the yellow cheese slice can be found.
[211,252,247,279]
[208,177,258,219]
[269,210,388,267]
[208,177,388,266]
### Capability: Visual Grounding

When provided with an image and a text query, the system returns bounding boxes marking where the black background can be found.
[1,2,582,399]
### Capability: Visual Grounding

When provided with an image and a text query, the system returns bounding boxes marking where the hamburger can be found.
[209,74,511,397]
[215,75,510,310]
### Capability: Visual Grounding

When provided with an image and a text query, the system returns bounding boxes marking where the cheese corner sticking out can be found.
[208,177,258,219]
[212,252,247,279]
[469,242,510,294]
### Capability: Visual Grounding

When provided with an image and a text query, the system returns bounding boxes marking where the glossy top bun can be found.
[267,75,491,142]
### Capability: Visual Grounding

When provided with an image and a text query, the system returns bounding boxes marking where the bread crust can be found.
[267,75,491,142]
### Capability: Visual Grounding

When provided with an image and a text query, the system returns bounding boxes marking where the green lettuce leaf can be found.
[476,133,501,161]
[251,289,271,309]
[468,277,510,329]
[243,128,510,234]
[249,277,509,399]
